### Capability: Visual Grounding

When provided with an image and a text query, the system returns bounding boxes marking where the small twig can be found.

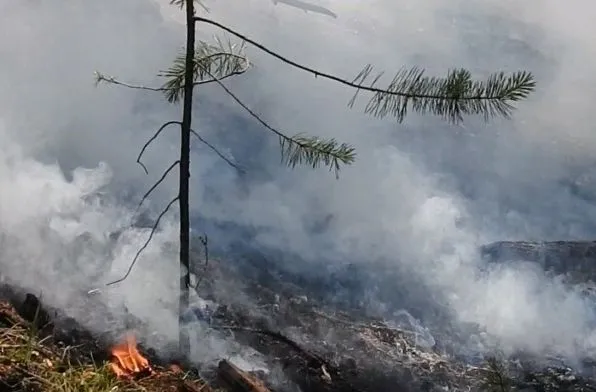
[136,160,180,212]
[38,335,52,345]
[95,60,247,90]
[98,75,246,174]
[13,365,57,387]
[190,129,244,173]
[140,122,241,175]
[137,121,182,174]
[99,77,245,174]
[95,73,163,92]
[107,196,179,286]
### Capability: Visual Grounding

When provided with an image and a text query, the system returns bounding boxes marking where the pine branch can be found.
[106,196,179,286]
[199,66,356,178]
[350,65,535,122]
[95,68,243,91]
[159,39,250,103]
[94,36,249,102]
[94,42,249,99]
[194,16,536,123]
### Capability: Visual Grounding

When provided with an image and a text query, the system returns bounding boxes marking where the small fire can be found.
[109,332,153,378]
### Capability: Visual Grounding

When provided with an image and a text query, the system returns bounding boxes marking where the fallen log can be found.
[212,323,363,392]
[217,359,272,392]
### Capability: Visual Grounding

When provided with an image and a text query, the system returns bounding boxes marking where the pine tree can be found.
[98,0,536,356]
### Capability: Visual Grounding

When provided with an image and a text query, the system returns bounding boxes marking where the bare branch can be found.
[98,73,342,175]
[191,16,519,101]
[190,129,244,173]
[95,75,244,173]
[137,121,182,174]
[94,72,163,92]
[98,94,242,175]
[136,160,180,212]
[106,196,179,286]
[199,65,355,176]
[94,52,248,95]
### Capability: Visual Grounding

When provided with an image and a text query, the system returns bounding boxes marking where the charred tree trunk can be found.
[179,0,196,357]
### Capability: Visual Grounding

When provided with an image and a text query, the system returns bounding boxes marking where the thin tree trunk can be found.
[179,0,195,356]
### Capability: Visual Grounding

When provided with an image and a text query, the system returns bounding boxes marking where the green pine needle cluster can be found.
[169,0,208,12]
[159,37,249,103]
[350,65,536,123]
[279,134,356,177]
[164,49,357,177]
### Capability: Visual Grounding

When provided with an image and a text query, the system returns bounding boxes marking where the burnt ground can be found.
[189,252,596,392]
[1,284,595,392]
[2,239,596,391]
[2,289,595,392]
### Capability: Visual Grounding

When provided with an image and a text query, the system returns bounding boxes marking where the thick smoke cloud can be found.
[1,0,596,366]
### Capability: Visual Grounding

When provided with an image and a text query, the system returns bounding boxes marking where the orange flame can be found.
[109,333,153,378]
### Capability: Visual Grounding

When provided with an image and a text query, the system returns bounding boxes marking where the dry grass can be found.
[0,301,213,392]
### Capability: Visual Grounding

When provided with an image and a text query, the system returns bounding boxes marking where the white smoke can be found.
[1,0,596,367]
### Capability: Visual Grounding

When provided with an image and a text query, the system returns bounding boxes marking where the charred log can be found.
[218,359,272,392]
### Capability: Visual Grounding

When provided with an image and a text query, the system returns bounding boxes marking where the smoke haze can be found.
[1,0,596,367]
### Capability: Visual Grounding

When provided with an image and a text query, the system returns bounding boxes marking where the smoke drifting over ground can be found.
[1,0,596,367]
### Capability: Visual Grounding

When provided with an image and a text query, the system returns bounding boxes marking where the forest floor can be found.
[0,300,215,392]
